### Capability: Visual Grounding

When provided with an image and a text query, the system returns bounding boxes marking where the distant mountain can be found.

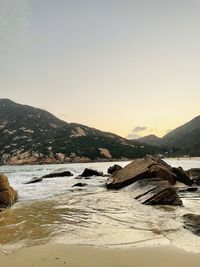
[162,115,200,155]
[137,116,200,156]
[0,99,161,165]
[137,135,162,146]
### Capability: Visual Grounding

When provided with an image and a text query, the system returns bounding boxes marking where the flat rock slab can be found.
[126,178,182,206]
[106,155,176,189]
[183,214,200,235]
[136,186,182,206]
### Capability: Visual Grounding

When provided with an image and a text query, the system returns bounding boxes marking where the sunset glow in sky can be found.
[0,0,200,138]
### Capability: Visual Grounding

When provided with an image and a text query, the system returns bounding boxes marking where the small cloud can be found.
[132,126,147,133]
[126,125,158,139]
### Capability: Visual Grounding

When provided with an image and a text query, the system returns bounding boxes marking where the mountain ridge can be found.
[137,115,200,156]
[0,99,161,165]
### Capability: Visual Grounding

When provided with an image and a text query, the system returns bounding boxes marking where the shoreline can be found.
[0,156,199,167]
[1,244,200,267]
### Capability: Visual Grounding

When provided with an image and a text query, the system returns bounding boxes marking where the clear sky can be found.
[0,0,200,139]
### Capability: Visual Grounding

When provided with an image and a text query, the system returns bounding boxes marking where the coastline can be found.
[0,156,199,167]
[1,244,200,267]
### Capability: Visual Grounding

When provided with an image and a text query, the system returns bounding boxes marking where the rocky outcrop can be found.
[106,155,177,189]
[0,173,18,209]
[42,170,73,178]
[79,168,103,178]
[183,214,200,235]
[186,168,200,185]
[172,167,192,186]
[107,164,122,175]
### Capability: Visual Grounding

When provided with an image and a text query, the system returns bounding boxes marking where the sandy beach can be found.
[1,244,200,267]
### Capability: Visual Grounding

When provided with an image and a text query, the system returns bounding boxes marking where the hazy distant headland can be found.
[0,99,199,165]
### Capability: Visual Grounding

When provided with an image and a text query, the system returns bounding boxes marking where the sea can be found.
[0,158,200,252]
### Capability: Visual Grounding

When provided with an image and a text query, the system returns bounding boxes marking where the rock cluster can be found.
[106,155,195,206]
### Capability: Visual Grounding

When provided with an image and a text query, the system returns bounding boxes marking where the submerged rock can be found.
[42,170,73,178]
[24,177,43,184]
[183,214,200,235]
[72,182,87,187]
[107,164,122,175]
[80,168,103,178]
[106,155,176,189]
[178,187,198,193]
[0,173,18,210]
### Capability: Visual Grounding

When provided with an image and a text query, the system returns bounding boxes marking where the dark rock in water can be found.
[178,187,198,193]
[80,168,103,178]
[186,168,200,185]
[73,182,87,187]
[0,173,18,209]
[42,170,73,178]
[106,155,176,189]
[186,187,198,192]
[133,179,182,206]
[172,167,192,186]
[107,164,122,175]
[24,177,43,184]
[183,214,200,235]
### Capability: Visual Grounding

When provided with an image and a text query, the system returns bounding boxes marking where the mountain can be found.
[137,135,162,146]
[162,115,200,155]
[0,99,161,165]
[138,116,200,156]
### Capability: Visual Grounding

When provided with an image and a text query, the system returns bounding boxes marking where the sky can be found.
[0,0,200,139]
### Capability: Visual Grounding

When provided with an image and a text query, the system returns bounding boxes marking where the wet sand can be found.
[1,244,200,267]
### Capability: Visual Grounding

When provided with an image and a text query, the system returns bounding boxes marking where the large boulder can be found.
[0,173,18,209]
[107,164,122,175]
[172,167,192,186]
[183,214,200,235]
[106,155,176,189]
